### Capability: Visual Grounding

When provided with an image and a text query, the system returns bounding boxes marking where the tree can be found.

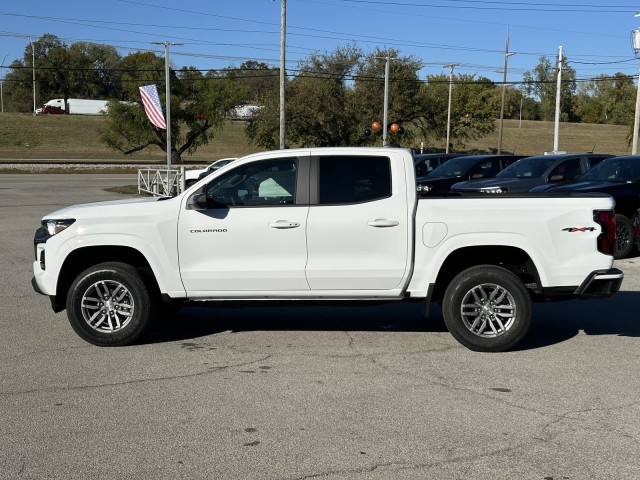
[224,61,279,104]
[419,74,499,150]
[353,48,425,146]
[286,45,363,147]
[247,45,364,148]
[101,52,245,162]
[2,34,125,112]
[66,42,123,99]
[574,73,635,125]
[523,54,577,122]
[246,46,429,149]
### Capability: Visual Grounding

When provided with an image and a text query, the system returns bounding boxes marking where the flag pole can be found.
[164,41,171,177]
[152,41,182,193]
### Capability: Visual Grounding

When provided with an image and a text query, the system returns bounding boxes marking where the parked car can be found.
[451,153,614,194]
[184,158,236,186]
[416,154,525,195]
[413,153,467,178]
[531,155,640,259]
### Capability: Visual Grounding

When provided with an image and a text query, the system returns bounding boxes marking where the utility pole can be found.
[279,0,286,149]
[631,15,640,154]
[28,38,36,114]
[498,28,515,154]
[553,45,563,153]
[634,68,640,155]
[444,63,457,154]
[1,54,8,113]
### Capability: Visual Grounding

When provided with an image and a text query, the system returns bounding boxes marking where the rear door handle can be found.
[269,220,300,229]
[367,219,399,228]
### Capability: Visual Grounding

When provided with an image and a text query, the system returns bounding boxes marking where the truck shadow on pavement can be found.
[519,291,640,350]
[145,292,640,351]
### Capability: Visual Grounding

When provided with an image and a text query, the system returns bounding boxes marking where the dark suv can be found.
[451,153,614,194]
[413,153,467,178]
[417,154,525,195]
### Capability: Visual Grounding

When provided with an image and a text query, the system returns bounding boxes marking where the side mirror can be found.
[549,174,565,183]
[470,173,484,180]
[187,193,208,210]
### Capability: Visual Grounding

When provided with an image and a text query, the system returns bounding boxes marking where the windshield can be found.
[496,156,557,179]
[427,157,480,178]
[578,157,640,183]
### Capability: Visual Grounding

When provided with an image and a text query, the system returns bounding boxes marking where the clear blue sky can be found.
[1,0,640,87]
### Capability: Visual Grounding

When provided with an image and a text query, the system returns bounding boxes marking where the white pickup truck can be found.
[32,148,623,352]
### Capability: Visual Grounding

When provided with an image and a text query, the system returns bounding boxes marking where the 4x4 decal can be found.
[562,227,596,232]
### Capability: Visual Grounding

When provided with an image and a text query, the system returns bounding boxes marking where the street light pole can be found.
[498,29,515,154]
[1,54,8,113]
[28,38,36,114]
[382,54,390,146]
[444,63,457,154]
[553,45,563,153]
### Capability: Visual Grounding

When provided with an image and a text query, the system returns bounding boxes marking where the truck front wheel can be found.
[66,262,153,346]
[442,265,532,352]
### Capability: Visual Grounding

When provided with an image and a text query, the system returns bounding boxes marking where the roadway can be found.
[1,174,639,479]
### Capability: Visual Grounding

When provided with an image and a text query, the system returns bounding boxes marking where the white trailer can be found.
[41,98,111,115]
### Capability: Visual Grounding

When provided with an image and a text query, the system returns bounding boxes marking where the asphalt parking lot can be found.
[1,174,640,480]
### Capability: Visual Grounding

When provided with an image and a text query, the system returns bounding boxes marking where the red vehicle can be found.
[36,105,66,115]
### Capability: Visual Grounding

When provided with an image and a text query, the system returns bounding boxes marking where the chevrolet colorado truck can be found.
[32,147,624,352]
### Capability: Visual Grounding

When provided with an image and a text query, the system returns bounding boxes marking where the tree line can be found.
[3,34,636,160]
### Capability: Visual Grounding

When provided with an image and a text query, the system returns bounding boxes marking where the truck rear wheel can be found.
[66,262,153,346]
[442,265,532,352]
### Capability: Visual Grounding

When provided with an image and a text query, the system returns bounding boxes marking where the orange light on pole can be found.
[371,121,382,132]
[390,123,400,133]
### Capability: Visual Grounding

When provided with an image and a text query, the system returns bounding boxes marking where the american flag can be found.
[139,84,167,129]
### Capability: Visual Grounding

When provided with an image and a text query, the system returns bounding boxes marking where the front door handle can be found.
[367,219,399,228]
[269,220,300,229]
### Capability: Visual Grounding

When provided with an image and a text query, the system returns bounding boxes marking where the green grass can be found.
[463,120,632,156]
[0,112,633,161]
[0,113,264,163]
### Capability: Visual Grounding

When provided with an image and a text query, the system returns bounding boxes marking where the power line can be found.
[331,0,635,13]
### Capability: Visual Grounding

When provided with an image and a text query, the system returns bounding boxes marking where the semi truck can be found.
[36,98,110,115]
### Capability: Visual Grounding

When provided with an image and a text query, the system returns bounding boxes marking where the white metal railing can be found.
[137,167,186,197]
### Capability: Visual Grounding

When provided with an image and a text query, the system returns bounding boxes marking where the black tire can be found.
[614,214,634,260]
[442,265,532,352]
[66,262,153,346]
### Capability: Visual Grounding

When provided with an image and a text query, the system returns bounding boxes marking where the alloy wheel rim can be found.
[80,280,135,333]
[616,224,630,253]
[460,283,516,338]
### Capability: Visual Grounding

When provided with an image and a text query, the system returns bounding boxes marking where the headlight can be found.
[479,186,508,194]
[42,219,76,235]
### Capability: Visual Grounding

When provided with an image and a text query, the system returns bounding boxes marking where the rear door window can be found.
[318,156,391,205]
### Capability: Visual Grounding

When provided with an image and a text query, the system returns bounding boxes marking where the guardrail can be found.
[137,167,186,197]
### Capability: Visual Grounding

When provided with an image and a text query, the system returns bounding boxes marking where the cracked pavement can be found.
[1,174,640,479]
